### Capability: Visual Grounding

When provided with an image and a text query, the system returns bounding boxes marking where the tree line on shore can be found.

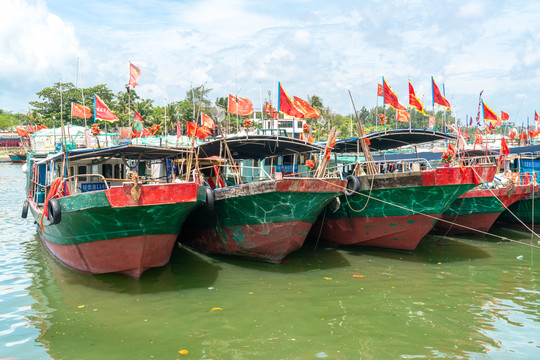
[1,82,460,139]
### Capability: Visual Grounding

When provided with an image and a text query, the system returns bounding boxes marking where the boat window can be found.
[103,164,113,179]
[78,165,87,181]
[114,164,123,179]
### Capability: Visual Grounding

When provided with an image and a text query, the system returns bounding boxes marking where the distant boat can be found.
[433,181,535,234]
[23,144,208,278]
[8,152,26,163]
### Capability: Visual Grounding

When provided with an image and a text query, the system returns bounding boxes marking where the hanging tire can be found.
[47,198,61,225]
[21,200,29,219]
[345,175,360,197]
[327,197,341,213]
[205,188,215,213]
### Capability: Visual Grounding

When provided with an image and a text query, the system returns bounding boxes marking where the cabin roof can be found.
[39,144,193,163]
[196,134,325,160]
[333,128,457,153]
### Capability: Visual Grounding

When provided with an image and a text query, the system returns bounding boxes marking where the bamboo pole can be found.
[348,90,377,175]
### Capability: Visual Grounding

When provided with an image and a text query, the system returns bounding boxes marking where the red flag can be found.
[432,77,451,109]
[501,111,509,120]
[27,125,36,134]
[264,102,278,119]
[536,111,539,123]
[176,120,182,139]
[324,134,336,161]
[187,121,208,140]
[396,110,410,122]
[94,94,118,122]
[408,80,424,113]
[142,128,151,137]
[382,78,407,111]
[501,137,510,155]
[293,96,320,118]
[71,102,92,119]
[278,83,305,118]
[482,100,499,121]
[201,113,215,130]
[377,83,384,97]
[129,62,141,88]
[228,95,254,116]
[16,127,29,138]
[428,115,436,129]
[448,143,456,154]
[308,135,314,143]
[36,124,47,131]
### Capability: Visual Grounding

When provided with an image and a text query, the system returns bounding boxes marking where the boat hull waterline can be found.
[312,165,497,251]
[30,183,206,278]
[181,178,346,263]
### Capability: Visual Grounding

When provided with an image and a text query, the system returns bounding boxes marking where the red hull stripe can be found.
[41,233,177,278]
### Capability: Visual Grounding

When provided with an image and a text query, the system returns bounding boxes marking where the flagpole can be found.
[164,97,167,146]
[375,87,378,132]
[382,77,386,134]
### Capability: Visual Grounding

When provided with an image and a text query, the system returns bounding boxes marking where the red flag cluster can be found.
[187,121,208,140]
[228,95,254,116]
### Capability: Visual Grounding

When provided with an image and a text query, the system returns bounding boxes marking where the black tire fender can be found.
[205,187,215,213]
[47,198,61,225]
[327,197,341,213]
[345,175,360,197]
[21,199,29,219]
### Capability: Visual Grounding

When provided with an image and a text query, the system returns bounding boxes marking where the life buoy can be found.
[21,199,29,219]
[345,175,360,197]
[205,187,215,213]
[47,198,61,225]
[327,197,341,213]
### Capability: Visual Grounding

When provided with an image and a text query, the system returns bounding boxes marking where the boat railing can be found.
[456,155,494,166]
[197,162,274,186]
[330,158,434,178]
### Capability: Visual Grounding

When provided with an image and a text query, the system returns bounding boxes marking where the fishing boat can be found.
[433,179,535,234]
[309,130,497,251]
[22,144,208,278]
[180,134,346,263]
[9,152,27,163]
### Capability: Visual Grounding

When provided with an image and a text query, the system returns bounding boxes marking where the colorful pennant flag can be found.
[482,100,499,121]
[133,111,143,136]
[278,83,304,118]
[408,79,424,114]
[377,83,384,97]
[94,94,118,122]
[228,95,254,116]
[382,78,407,111]
[293,96,320,118]
[71,102,92,119]
[128,62,141,88]
[431,77,451,109]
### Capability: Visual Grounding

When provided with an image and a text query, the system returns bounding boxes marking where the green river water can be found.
[1,163,539,359]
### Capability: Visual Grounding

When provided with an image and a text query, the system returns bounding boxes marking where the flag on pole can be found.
[382,78,407,111]
[278,83,305,118]
[535,111,539,123]
[128,62,141,88]
[187,121,208,140]
[501,137,510,155]
[408,79,424,114]
[396,109,410,122]
[428,115,436,129]
[201,113,215,130]
[71,102,92,119]
[377,83,384,97]
[264,102,278,119]
[501,111,509,120]
[228,95,254,116]
[94,94,118,122]
[482,100,499,121]
[293,96,320,118]
[431,77,451,109]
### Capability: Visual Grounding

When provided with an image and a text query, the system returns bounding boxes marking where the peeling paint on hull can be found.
[434,184,533,234]
[181,178,345,263]
[30,182,206,278]
[312,165,496,251]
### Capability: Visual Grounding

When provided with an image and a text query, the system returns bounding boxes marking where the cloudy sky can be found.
[1,0,540,125]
